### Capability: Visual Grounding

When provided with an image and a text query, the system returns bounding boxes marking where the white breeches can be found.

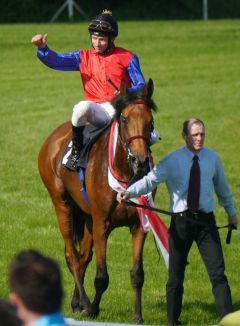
[71,101,116,127]
[71,100,160,145]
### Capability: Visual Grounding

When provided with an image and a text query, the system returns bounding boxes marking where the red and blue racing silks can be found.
[37,46,145,103]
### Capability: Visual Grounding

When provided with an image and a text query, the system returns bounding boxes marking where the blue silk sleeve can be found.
[127,54,146,92]
[37,46,80,71]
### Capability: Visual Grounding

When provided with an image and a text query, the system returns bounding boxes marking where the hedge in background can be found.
[0,0,240,23]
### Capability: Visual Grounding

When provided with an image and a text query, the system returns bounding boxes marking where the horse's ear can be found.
[120,79,127,97]
[147,78,154,98]
[143,78,154,98]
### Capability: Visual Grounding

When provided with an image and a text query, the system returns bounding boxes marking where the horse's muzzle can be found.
[129,156,149,178]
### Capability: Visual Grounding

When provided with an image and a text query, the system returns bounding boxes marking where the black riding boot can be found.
[66,126,84,171]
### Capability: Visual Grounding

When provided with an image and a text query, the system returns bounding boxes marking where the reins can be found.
[125,200,237,244]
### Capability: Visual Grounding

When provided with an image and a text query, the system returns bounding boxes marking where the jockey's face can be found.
[91,35,109,53]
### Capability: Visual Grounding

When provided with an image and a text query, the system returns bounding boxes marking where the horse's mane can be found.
[111,88,158,121]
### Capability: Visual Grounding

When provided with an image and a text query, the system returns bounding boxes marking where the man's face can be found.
[91,35,109,53]
[184,123,205,153]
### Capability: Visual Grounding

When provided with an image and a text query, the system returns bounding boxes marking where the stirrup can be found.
[66,151,80,171]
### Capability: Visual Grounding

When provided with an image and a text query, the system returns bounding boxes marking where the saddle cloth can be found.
[62,123,110,169]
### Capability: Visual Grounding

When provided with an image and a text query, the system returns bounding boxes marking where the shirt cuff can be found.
[128,189,138,198]
[226,207,236,219]
[37,46,48,56]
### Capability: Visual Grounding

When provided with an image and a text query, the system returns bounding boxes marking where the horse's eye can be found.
[121,115,128,125]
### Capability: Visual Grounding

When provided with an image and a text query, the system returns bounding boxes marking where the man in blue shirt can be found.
[9,249,68,326]
[117,118,238,325]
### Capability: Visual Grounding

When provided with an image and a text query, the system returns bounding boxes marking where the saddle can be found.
[62,123,110,170]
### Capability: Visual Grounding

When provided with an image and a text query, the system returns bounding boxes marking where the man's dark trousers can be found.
[166,212,233,325]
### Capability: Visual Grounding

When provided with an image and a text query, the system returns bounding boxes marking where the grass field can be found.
[0,20,240,325]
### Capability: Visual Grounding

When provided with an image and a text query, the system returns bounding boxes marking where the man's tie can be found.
[187,155,200,213]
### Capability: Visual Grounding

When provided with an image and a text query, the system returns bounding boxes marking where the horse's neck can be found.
[113,137,131,181]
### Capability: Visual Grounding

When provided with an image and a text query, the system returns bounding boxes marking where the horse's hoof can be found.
[133,317,143,324]
[72,305,81,313]
[72,303,92,315]
[80,305,99,318]
[71,300,80,313]
[80,308,91,317]
[71,301,87,314]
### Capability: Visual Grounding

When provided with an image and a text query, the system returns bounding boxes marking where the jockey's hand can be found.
[228,214,238,228]
[31,34,48,49]
[117,191,130,203]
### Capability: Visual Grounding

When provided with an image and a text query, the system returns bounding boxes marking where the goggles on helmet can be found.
[88,19,115,35]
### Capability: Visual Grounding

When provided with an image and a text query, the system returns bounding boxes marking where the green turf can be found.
[0,20,239,325]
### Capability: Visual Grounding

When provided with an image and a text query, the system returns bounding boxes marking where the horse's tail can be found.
[71,201,85,246]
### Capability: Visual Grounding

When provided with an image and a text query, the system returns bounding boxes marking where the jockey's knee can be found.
[72,101,93,126]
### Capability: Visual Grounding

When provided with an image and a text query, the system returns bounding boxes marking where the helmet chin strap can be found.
[105,37,115,52]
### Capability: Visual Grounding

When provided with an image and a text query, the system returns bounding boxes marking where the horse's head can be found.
[111,79,157,184]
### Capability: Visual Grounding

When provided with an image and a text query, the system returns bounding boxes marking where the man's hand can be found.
[116,191,130,203]
[228,214,238,228]
[31,34,48,49]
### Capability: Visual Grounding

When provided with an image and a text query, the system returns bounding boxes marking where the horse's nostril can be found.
[131,156,138,164]
[131,156,149,167]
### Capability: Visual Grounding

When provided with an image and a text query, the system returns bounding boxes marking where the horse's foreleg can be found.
[81,223,109,317]
[72,223,93,313]
[54,202,91,312]
[131,226,146,324]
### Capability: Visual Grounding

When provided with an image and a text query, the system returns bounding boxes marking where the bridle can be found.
[119,99,149,149]
[118,99,151,184]
[107,76,152,149]
[126,134,148,146]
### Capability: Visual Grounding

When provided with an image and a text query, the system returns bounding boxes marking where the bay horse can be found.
[38,79,157,323]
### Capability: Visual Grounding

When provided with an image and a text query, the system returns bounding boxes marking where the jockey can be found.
[32,10,159,171]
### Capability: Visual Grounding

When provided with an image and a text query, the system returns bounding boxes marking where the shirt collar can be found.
[184,146,204,160]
